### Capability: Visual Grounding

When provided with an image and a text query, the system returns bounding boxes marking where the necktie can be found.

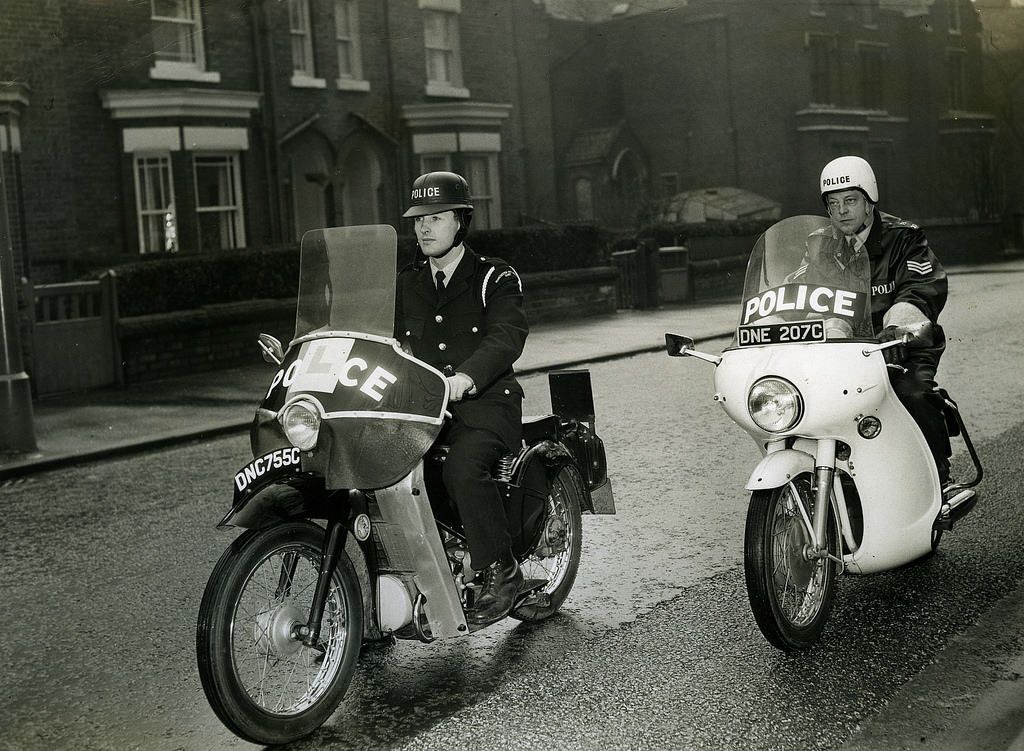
[435,270,446,294]
[837,234,865,270]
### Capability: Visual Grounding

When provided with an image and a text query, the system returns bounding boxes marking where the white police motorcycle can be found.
[195,225,614,744]
[666,215,982,651]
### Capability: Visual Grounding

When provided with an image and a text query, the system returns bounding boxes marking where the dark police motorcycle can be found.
[196,225,615,745]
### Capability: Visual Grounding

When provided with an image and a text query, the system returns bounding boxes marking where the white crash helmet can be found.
[819,155,878,204]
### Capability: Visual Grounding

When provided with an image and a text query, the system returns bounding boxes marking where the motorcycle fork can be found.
[296,518,348,648]
[810,439,836,559]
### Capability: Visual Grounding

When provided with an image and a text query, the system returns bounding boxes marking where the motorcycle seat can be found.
[522,414,559,444]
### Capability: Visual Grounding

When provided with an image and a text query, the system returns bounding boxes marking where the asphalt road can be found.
[1,266,1023,751]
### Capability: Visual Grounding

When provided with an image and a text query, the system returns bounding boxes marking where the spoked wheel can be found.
[744,473,838,651]
[196,520,363,745]
[511,464,584,621]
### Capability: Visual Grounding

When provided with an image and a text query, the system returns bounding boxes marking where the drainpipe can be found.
[250,0,283,242]
[382,0,405,222]
[722,15,740,187]
[0,106,35,452]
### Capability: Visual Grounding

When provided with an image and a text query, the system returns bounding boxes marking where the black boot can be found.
[466,551,523,627]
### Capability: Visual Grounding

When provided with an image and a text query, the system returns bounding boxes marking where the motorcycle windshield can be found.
[732,215,874,347]
[265,224,448,489]
[295,225,398,342]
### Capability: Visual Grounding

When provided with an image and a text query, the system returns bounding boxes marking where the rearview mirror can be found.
[258,333,284,365]
[665,333,694,357]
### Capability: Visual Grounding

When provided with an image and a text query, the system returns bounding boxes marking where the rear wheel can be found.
[196,520,363,745]
[511,465,584,622]
[744,473,838,651]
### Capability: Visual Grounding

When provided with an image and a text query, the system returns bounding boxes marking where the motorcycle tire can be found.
[196,520,363,746]
[744,472,838,651]
[511,464,585,622]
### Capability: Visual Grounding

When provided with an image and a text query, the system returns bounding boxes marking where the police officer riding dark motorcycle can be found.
[394,171,529,627]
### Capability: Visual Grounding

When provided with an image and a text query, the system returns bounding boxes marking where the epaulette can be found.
[398,257,427,275]
[479,256,522,307]
[880,211,920,230]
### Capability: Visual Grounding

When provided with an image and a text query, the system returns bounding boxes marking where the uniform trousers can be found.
[438,418,513,571]
[888,350,952,483]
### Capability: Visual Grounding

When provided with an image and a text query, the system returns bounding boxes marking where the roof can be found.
[654,186,781,223]
[542,0,932,22]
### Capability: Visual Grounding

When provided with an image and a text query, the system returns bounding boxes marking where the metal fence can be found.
[610,242,690,309]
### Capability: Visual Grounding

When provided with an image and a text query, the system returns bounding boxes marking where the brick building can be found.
[0,0,558,283]
[547,0,998,228]
[0,0,1005,286]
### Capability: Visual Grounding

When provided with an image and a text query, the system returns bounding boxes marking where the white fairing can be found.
[716,342,940,573]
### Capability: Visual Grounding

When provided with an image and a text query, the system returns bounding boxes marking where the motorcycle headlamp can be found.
[747,377,803,433]
[280,399,322,451]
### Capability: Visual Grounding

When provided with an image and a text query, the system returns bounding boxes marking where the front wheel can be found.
[196,520,363,745]
[744,473,838,651]
[511,464,585,621]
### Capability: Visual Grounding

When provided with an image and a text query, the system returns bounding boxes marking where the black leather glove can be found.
[878,325,907,365]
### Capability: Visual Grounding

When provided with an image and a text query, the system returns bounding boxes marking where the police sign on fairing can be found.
[742,283,863,325]
[265,338,398,401]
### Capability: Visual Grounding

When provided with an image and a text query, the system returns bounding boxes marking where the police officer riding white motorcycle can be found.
[802,156,953,489]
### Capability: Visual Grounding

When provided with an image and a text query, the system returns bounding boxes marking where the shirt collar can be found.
[429,244,465,286]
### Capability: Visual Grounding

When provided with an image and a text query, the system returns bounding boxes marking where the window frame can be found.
[856,41,887,110]
[289,0,326,88]
[806,32,839,106]
[948,0,962,34]
[946,47,966,110]
[461,154,500,230]
[862,0,879,28]
[133,152,179,254]
[422,9,468,98]
[334,0,369,91]
[659,172,680,199]
[149,0,220,83]
[192,151,246,251]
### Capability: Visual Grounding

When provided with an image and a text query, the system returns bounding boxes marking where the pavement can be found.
[0,299,739,480]
[2,278,1024,750]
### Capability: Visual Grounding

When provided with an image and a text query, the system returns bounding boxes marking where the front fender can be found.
[218,473,342,529]
[744,448,814,491]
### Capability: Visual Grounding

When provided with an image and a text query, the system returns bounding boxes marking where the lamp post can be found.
[0,82,35,453]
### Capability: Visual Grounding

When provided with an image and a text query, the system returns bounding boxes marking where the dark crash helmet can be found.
[402,171,475,246]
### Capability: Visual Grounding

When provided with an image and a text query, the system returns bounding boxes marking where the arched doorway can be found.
[283,131,335,240]
[337,132,383,226]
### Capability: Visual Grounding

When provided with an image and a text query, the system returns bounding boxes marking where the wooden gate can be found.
[26,273,121,396]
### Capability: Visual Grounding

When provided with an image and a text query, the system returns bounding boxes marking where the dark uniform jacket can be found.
[864,209,948,359]
[394,244,529,448]
[797,209,948,341]
[864,209,947,330]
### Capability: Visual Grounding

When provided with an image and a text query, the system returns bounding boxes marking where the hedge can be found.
[614,218,776,251]
[96,224,622,317]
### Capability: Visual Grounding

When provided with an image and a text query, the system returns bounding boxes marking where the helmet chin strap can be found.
[852,205,875,236]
